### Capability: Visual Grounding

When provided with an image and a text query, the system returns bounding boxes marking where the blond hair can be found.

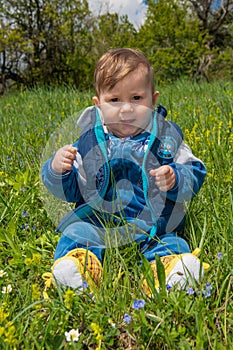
[94,48,154,97]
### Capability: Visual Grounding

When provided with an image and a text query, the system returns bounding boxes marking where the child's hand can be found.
[51,145,77,173]
[149,165,176,192]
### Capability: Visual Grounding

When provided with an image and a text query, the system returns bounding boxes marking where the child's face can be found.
[93,66,159,138]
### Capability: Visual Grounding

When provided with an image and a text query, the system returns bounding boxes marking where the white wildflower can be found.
[2,284,12,294]
[0,270,7,278]
[108,318,116,328]
[65,328,80,342]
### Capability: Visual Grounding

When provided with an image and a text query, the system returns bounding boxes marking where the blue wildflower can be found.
[22,210,29,217]
[82,280,88,289]
[217,252,223,259]
[203,289,211,298]
[132,299,145,310]
[123,314,132,323]
[21,224,29,230]
[206,282,212,290]
[203,282,213,298]
[187,287,195,296]
[166,284,172,290]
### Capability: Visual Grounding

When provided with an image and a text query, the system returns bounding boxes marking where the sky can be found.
[88,0,222,27]
[87,0,148,28]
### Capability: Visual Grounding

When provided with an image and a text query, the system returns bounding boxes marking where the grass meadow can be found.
[0,80,232,349]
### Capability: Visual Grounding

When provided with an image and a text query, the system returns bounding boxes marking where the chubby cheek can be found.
[102,110,120,126]
[136,111,152,130]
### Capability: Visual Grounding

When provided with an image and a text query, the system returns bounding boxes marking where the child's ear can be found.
[93,96,100,106]
[152,91,159,107]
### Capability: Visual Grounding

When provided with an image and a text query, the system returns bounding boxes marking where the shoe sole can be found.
[166,254,203,289]
[53,257,83,291]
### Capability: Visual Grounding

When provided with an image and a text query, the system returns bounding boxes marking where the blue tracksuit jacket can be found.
[41,105,206,259]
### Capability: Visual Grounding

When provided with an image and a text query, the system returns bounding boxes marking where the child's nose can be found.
[119,103,133,117]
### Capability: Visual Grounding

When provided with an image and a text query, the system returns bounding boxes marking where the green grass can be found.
[0,81,232,349]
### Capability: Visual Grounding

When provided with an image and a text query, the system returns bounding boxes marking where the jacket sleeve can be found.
[165,141,206,203]
[41,142,85,203]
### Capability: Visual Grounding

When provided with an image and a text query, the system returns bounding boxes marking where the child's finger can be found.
[150,166,171,179]
[64,151,76,160]
[150,166,176,192]
[68,145,77,154]
[63,146,77,160]
[62,144,77,152]
[149,169,158,177]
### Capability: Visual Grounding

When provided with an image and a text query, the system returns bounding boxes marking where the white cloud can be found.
[88,0,148,28]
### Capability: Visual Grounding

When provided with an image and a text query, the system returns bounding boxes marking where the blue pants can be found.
[54,221,190,263]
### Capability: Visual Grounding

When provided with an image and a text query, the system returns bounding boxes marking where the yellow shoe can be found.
[144,248,210,293]
[42,248,102,297]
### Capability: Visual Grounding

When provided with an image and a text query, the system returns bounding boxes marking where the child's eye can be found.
[132,96,142,101]
[110,98,120,103]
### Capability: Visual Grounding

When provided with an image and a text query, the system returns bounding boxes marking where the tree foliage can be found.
[0,0,93,89]
[0,0,232,93]
[136,0,207,82]
[187,0,233,79]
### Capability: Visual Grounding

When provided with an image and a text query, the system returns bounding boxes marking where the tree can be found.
[187,0,233,79]
[136,0,233,81]
[91,13,137,58]
[137,0,207,82]
[0,0,137,91]
[188,0,233,35]
[0,0,94,89]
[0,0,232,91]
[0,4,31,93]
